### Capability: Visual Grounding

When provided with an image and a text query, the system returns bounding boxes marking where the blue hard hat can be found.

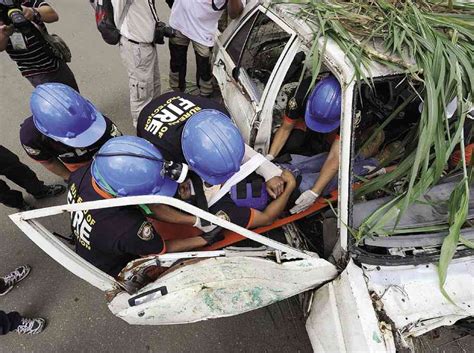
[181,109,245,185]
[30,83,106,148]
[92,136,178,197]
[305,76,342,133]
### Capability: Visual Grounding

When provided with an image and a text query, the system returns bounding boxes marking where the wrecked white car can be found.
[9,1,473,353]
[212,1,474,351]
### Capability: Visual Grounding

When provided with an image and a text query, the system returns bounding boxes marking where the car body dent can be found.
[109,256,338,325]
[306,260,396,353]
[9,195,338,325]
[362,257,474,337]
[214,1,474,351]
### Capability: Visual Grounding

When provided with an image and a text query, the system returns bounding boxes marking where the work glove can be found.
[364,166,387,179]
[370,168,387,177]
[265,154,275,161]
[193,217,217,233]
[200,226,225,246]
[290,190,319,214]
[362,165,377,174]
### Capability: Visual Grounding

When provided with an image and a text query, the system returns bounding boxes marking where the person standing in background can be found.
[112,0,162,127]
[0,0,79,91]
[168,0,244,97]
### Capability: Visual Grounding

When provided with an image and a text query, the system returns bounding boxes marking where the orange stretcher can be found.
[150,190,338,251]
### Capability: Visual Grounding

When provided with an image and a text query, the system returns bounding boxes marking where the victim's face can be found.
[177,179,193,200]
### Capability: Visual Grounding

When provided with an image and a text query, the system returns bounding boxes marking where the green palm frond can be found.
[277,0,474,294]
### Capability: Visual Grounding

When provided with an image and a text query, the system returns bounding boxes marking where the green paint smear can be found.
[203,292,223,313]
[250,287,264,307]
[372,331,382,343]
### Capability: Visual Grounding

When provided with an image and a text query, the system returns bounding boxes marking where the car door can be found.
[213,5,296,148]
[10,196,339,325]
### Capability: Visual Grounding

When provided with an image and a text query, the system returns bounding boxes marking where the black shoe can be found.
[18,201,35,212]
[33,184,66,200]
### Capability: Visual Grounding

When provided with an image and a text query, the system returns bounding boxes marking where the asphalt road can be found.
[0,1,312,352]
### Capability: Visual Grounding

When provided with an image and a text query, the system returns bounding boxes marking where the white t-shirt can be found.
[169,0,231,47]
[112,0,158,43]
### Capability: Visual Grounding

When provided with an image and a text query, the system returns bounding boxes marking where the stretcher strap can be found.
[208,154,267,207]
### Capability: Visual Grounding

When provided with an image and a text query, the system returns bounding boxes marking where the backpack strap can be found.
[117,0,134,29]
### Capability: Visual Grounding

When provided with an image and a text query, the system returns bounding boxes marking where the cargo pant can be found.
[168,30,213,97]
[119,37,162,127]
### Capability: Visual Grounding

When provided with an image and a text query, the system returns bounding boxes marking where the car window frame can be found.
[222,5,297,110]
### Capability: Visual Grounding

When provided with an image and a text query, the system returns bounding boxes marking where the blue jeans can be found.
[280,153,379,196]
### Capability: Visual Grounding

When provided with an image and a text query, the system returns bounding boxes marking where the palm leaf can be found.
[276,0,474,294]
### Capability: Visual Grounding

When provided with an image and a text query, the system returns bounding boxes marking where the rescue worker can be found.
[20,83,122,181]
[271,76,379,214]
[136,92,291,230]
[67,136,223,277]
[266,75,333,160]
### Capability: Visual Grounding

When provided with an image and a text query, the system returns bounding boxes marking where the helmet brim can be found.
[198,171,235,186]
[58,111,107,148]
[46,112,107,148]
[157,176,179,197]
[305,111,340,133]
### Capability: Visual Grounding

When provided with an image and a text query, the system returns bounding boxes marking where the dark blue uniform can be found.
[137,91,229,163]
[137,92,253,228]
[20,116,121,172]
[67,165,165,277]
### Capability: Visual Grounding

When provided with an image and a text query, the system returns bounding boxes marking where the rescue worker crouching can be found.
[20,83,122,181]
[136,93,296,231]
[67,136,223,277]
[179,110,297,229]
[268,76,380,214]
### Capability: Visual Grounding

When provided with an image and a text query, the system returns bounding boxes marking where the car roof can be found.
[263,1,416,83]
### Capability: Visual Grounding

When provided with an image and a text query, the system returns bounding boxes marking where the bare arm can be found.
[248,170,296,228]
[227,0,244,19]
[165,237,207,252]
[311,139,339,195]
[22,5,58,23]
[268,119,296,158]
[40,158,71,180]
[148,204,196,225]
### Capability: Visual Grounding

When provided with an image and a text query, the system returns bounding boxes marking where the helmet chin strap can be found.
[94,152,189,183]
[91,164,119,197]
[162,160,188,183]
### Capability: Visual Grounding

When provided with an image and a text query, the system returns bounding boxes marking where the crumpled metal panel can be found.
[306,260,395,353]
[364,256,474,337]
[109,256,337,325]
